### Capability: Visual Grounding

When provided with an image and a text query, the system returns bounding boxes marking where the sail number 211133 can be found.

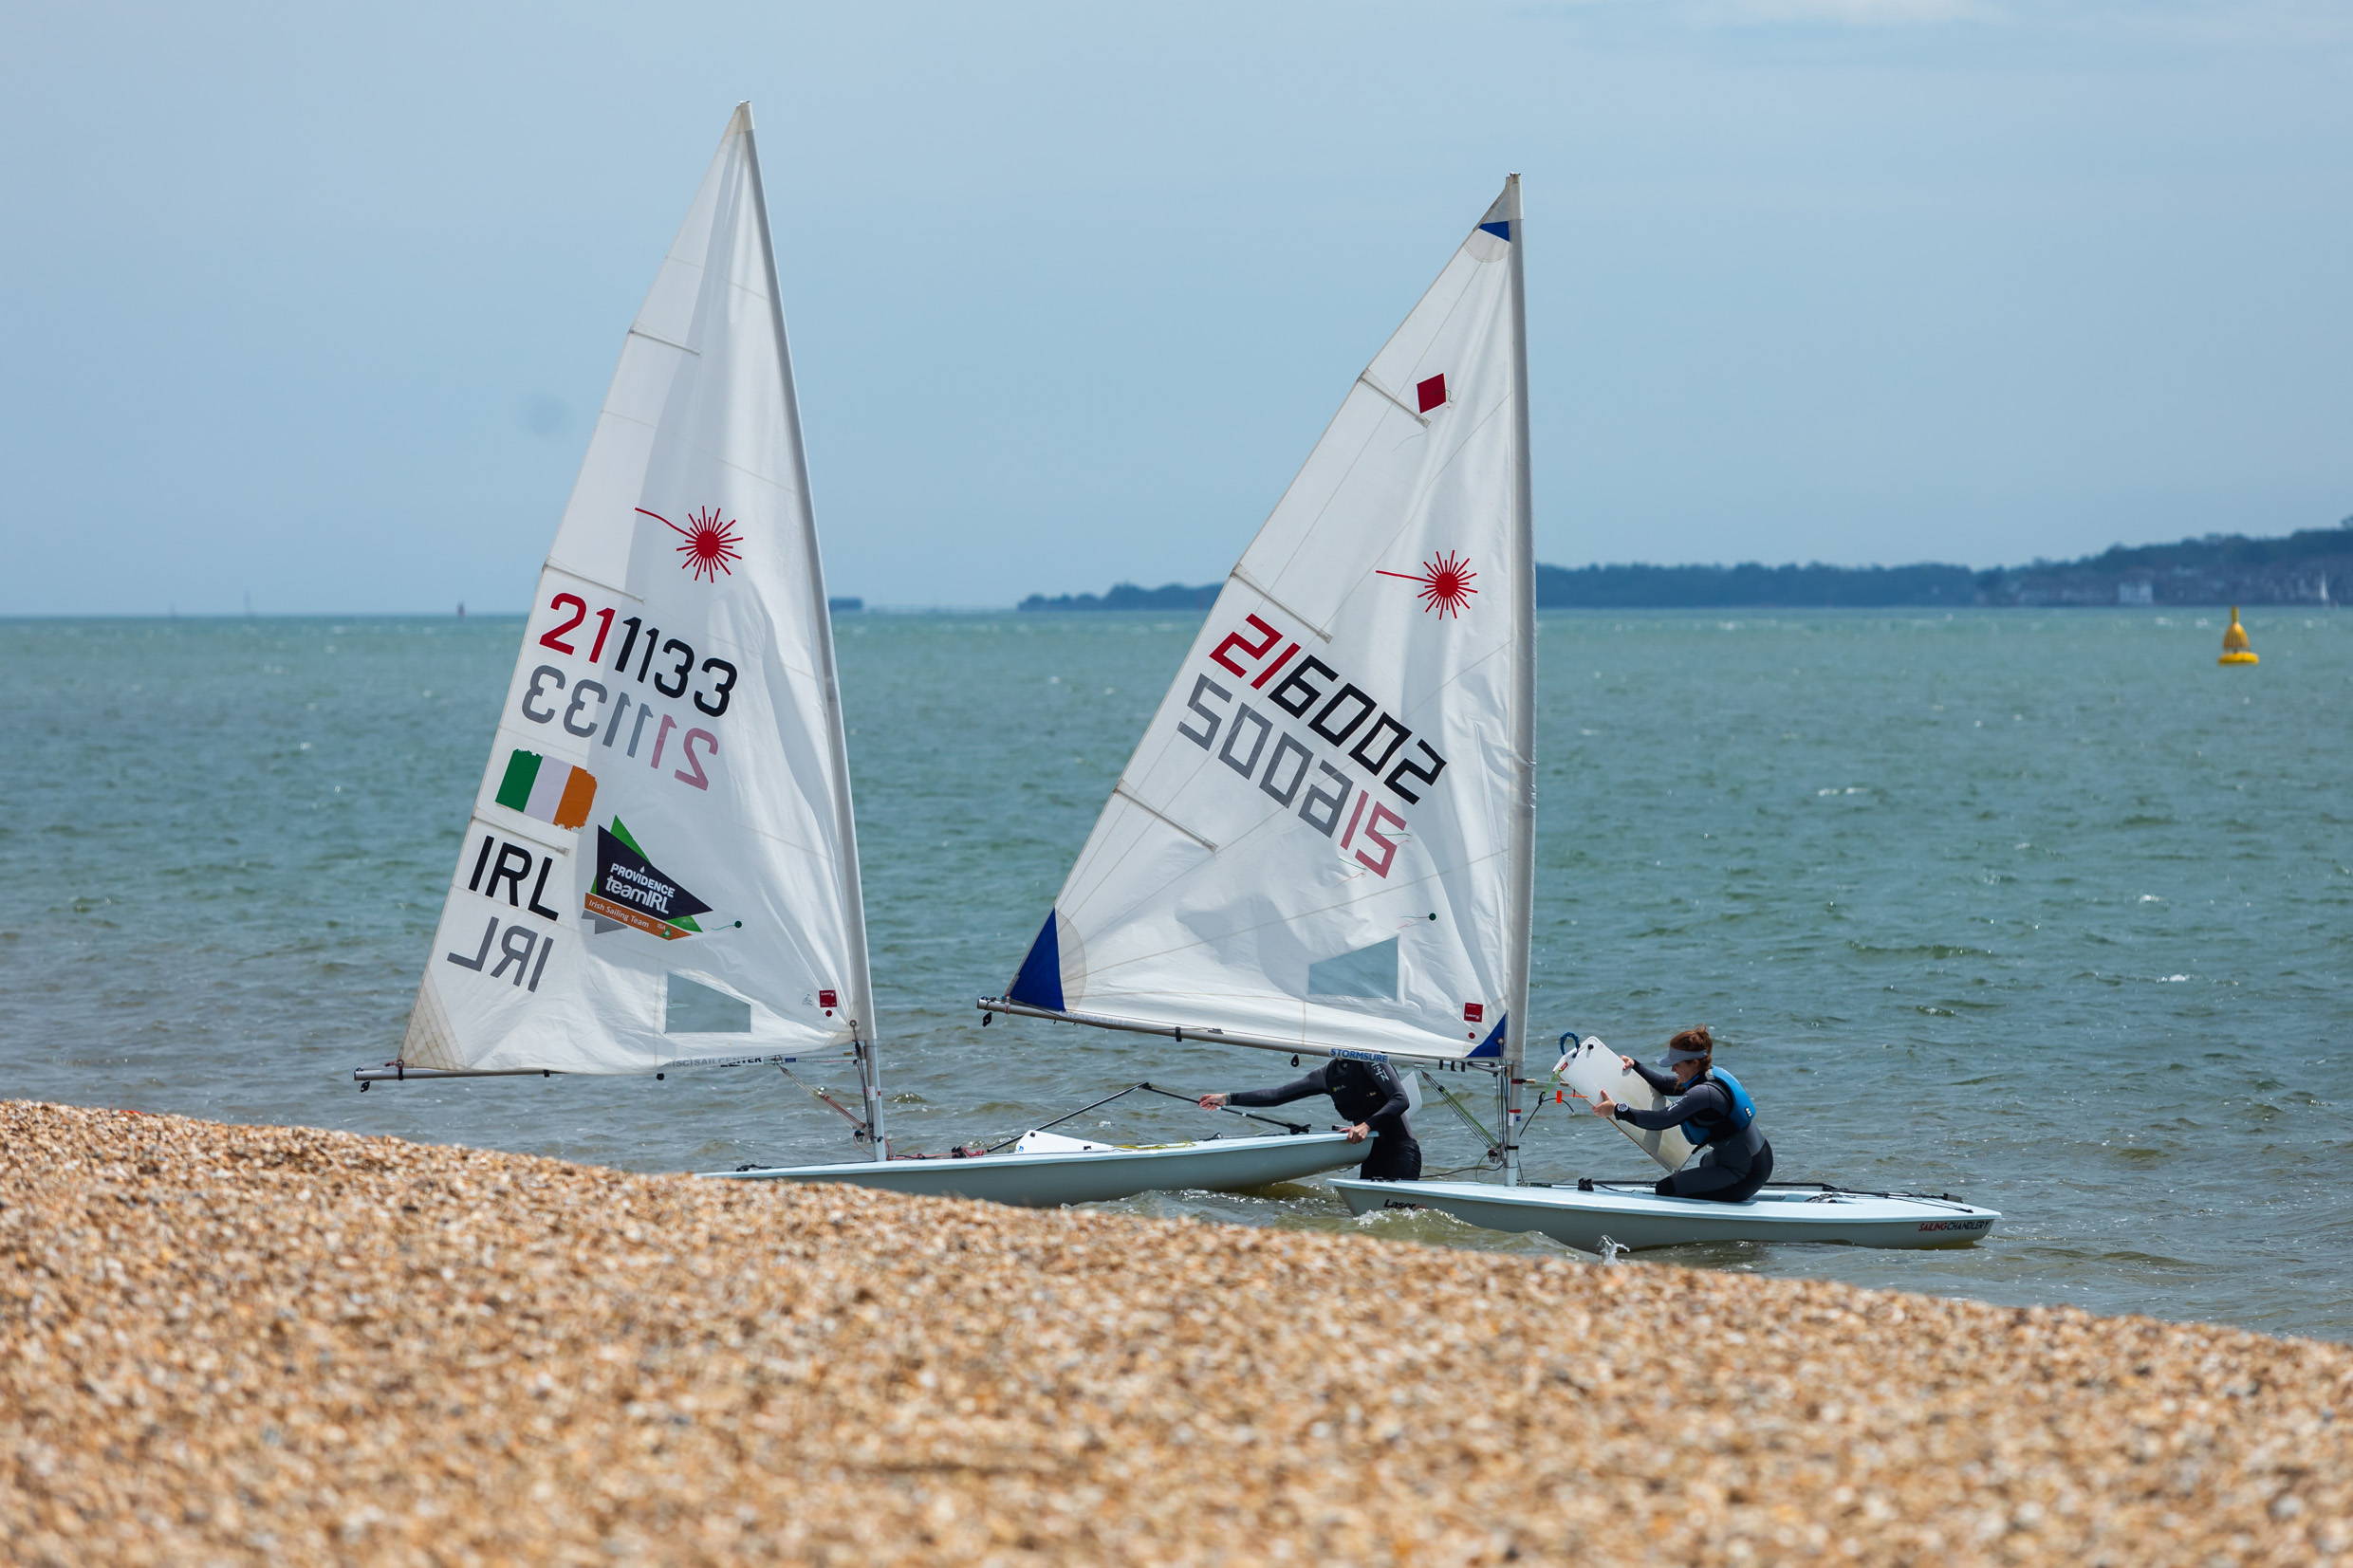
[518,591,737,793]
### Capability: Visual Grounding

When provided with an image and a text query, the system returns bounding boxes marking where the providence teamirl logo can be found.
[584,818,713,940]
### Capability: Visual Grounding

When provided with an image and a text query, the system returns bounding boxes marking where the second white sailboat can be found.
[724,180,1537,1204]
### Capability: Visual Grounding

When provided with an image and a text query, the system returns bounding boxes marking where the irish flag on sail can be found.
[494,749,598,829]
[998,178,1535,1073]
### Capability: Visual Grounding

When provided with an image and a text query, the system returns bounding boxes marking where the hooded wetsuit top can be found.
[1227,1059,1421,1182]
[1228,1059,1413,1137]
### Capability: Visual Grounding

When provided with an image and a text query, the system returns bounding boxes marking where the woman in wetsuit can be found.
[1198,1058,1420,1181]
[1590,1026,1773,1203]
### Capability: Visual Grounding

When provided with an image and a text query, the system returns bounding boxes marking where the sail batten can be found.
[388,105,879,1095]
[1005,184,1534,1071]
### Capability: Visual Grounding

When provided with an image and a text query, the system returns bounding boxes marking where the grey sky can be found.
[3,1,2346,613]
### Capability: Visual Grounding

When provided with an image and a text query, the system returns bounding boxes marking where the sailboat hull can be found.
[704,1132,1365,1208]
[1330,1177,1999,1252]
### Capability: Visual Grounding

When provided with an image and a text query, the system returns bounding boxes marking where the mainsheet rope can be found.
[981,1081,1317,1155]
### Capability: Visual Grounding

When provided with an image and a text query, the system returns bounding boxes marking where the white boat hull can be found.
[1331,1177,2000,1252]
[704,1132,1365,1208]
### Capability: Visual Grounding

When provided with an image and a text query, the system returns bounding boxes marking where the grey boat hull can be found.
[1331,1177,2000,1252]
[705,1132,1365,1208]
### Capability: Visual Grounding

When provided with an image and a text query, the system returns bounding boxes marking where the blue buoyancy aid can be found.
[1684,1067,1758,1147]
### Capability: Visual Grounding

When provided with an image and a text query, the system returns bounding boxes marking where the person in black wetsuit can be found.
[1589,1026,1773,1203]
[1198,1058,1420,1181]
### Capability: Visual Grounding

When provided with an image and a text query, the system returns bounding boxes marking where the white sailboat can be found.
[1330,1031,2003,1249]
[936,166,1995,1248]
[966,179,1541,1164]
[1335,1171,2003,1251]
[721,183,1543,1205]
[356,104,891,1156]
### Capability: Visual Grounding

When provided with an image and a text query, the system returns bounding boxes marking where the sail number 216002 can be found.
[1176,614,1451,879]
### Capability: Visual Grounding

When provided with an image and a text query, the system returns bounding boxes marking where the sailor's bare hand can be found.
[1619,1054,1637,1070]
[1345,1122,1370,1142]
[1197,1093,1228,1110]
[1592,1090,1617,1120]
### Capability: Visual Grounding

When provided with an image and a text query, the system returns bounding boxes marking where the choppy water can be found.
[4,609,2347,1339]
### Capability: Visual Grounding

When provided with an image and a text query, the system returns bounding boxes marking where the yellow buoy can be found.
[2219,605,2258,665]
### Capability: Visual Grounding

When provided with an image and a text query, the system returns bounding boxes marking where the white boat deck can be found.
[1331,1176,1999,1252]
[705,1131,1364,1208]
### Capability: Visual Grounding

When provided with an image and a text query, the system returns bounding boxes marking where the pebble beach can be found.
[4,1099,2347,1565]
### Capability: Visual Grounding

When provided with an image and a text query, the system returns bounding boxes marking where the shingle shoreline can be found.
[3,1098,2345,1565]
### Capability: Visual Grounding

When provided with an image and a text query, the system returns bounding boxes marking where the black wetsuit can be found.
[1228,1059,1421,1182]
[1616,1063,1773,1203]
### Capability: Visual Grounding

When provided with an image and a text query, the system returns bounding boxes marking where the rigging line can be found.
[1133,1081,1311,1135]
[981,1082,1150,1154]
[777,1063,867,1134]
[1514,1090,1549,1144]
[1111,783,1218,852]
[1428,1078,1500,1149]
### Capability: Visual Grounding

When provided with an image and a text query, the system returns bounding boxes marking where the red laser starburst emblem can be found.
[1377,550,1478,618]
[639,507,743,581]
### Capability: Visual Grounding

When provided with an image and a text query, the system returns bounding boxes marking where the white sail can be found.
[1003,180,1533,1070]
[396,104,877,1080]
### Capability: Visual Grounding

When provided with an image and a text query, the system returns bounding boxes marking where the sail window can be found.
[665,974,751,1033]
[1306,937,1399,1001]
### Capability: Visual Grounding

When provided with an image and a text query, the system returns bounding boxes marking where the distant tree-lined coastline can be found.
[1019,522,2351,611]
[1017,581,1224,612]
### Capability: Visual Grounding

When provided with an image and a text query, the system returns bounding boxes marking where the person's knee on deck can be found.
[1589,1025,1771,1205]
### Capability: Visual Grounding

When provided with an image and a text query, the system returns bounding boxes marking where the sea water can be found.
[3,609,2347,1338]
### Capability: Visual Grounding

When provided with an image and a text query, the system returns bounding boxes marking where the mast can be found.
[739,105,888,1160]
[1499,174,1534,1187]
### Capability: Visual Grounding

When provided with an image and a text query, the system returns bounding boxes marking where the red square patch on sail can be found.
[1463,1002,1484,1023]
[1417,374,1448,413]
[818,989,838,1010]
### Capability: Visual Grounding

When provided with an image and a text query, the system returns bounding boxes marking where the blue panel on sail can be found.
[1478,220,1510,240]
[1467,1011,1507,1059]
[1008,912,1065,1012]
[1307,937,1399,1000]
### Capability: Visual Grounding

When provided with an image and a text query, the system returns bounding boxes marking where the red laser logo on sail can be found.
[639,507,743,581]
[1378,551,1478,618]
